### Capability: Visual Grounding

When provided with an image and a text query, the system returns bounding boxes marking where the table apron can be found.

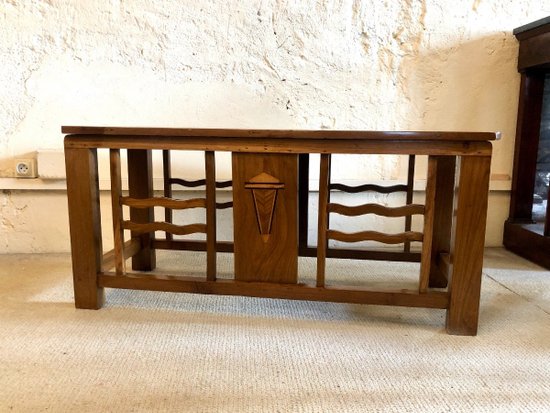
[64,135,492,156]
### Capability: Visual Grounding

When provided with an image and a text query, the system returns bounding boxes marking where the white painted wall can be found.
[1,1,549,253]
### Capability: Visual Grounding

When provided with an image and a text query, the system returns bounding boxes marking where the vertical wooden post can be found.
[429,156,456,288]
[316,154,331,288]
[298,154,310,255]
[162,150,173,242]
[65,147,104,309]
[205,151,217,281]
[109,149,125,275]
[446,154,491,335]
[404,154,415,253]
[127,149,156,271]
[418,156,437,292]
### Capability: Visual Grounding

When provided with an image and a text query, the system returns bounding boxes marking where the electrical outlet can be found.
[15,159,38,178]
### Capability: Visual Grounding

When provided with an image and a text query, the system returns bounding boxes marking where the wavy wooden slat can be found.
[122,221,207,236]
[327,230,423,244]
[329,183,408,193]
[328,203,425,217]
[121,197,206,209]
[215,180,233,188]
[216,201,233,209]
[169,178,232,188]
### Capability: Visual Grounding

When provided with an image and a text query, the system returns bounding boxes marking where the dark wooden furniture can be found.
[504,17,550,269]
[63,126,497,335]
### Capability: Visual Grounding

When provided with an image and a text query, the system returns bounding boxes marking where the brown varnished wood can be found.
[122,221,207,236]
[429,156,456,288]
[298,154,310,254]
[62,126,498,141]
[169,177,232,188]
[329,183,409,193]
[153,238,420,262]
[109,149,125,275]
[418,156,437,293]
[446,155,491,335]
[64,127,495,334]
[517,31,550,70]
[98,272,449,309]
[64,147,104,309]
[328,202,424,217]
[216,201,233,209]
[162,150,173,242]
[127,149,156,271]
[232,153,298,283]
[503,222,550,270]
[404,155,416,253]
[121,196,206,209]
[316,154,330,288]
[102,239,141,271]
[437,253,451,283]
[507,73,545,221]
[303,246,420,262]
[504,20,550,270]
[153,239,234,253]
[327,230,423,244]
[64,135,494,156]
[205,151,217,281]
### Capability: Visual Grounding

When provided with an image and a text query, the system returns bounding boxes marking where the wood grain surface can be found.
[232,153,298,283]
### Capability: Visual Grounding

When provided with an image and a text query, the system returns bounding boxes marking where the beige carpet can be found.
[0,248,549,412]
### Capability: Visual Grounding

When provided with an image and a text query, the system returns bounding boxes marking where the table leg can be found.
[128,149,156,271]
[446,155,491,335]
[429,156,456,288]
[65,147,104,309]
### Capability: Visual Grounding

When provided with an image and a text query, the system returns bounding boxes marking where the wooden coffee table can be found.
[63,126,497,335]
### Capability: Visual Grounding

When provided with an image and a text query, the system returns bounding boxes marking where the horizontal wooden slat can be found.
[152,239,421,262]
[64,136,494,156]
[153,239,234,253]
[216,201,233,209]
[62,126,499,141]
[299,246,421,262]
[327,230,423,244]
[328,203,425,217]
[329,183,408,193]
[102,239,141,271]
[98,272,450,309]
[122,221,206,236]
[121,196,206,209]
[169,178,232,189]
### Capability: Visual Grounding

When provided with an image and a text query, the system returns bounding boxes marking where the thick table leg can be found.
[429,156,456,288]
[446,155,491,335]
[128,149,156,271]
[65,147,104,309]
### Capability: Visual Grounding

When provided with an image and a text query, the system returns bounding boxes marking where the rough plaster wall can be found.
[0,0,549,252]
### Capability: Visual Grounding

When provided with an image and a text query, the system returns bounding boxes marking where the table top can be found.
[62,126,499,142]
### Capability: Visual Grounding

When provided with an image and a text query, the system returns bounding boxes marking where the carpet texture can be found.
[0,248,549,412]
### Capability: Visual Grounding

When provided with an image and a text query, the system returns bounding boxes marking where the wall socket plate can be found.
[15,159,38,178]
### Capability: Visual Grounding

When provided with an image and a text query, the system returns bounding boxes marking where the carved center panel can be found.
[244,172,285,243]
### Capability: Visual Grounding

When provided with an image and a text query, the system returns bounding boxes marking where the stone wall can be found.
[1,0,549,252]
